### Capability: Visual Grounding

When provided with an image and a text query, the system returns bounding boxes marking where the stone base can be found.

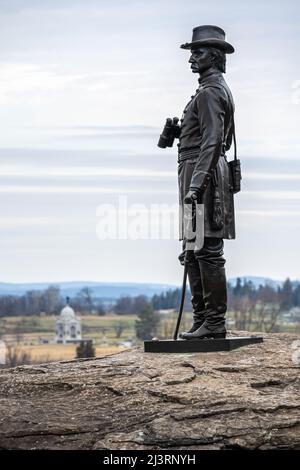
[144,336,263,353]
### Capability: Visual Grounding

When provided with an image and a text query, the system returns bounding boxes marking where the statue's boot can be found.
[179,259,206,338]
[181,261,227,340]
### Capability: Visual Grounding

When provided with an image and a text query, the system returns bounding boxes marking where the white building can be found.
[55,298,82,344]
[0,340,6,366]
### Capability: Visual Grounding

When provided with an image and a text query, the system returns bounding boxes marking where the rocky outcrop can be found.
[0,331,299,450]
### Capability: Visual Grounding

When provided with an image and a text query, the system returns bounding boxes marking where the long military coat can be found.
[178,69,236,240]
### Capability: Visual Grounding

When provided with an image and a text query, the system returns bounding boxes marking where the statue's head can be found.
[189,46,226,74]
[180,25,234,75]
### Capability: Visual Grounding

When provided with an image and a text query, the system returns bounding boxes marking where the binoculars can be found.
[157,117,181,148]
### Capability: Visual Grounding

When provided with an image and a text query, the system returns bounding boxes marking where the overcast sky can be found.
[0,0,299,285]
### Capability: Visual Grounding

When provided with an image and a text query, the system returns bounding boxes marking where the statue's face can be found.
[189,47,212,74]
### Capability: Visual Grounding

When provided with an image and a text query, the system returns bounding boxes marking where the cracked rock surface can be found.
[0,331,299,450]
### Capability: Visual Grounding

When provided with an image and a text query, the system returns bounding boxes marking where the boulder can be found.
[0,331,299,450]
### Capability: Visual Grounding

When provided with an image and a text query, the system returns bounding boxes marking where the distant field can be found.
[1,313,188,340]
[0,314,142,364]
[1,315,137,342]
[0,313,195,363]
[0,313,191,363]
[2,312,294,366]
[1,314,137,333]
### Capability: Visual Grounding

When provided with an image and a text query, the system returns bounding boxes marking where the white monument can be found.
[0,340,6,366]
[55,297,82,344]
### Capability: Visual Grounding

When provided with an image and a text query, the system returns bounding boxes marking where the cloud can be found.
[237,210,300,217]
[0,185,177,194]
[0,62,150,101]
[240,190,300,200]
[0,166,175,178]
[243,172,300,181]
[0,63,113,104]
[2,165,300,181]
[0,216,61,229]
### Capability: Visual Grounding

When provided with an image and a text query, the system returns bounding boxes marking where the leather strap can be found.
[201,82,237,161]
[220,84,237,162]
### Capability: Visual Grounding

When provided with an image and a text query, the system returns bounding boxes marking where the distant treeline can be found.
[152,278,300,312]
[0,278,299,317]
[228,277,300,311]
[0,286,105,317]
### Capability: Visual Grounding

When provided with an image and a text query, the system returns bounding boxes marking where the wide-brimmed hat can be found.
[180,25,234,54]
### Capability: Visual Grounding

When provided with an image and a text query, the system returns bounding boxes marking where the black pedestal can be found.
[144,336,263,353]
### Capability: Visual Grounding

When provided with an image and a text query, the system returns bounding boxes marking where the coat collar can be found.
[198,69,224,86]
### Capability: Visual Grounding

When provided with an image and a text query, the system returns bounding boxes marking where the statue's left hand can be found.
[184,190,199,204]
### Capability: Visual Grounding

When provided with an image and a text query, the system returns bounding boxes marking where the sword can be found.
[173,199,204,340]
[173,251,188,340]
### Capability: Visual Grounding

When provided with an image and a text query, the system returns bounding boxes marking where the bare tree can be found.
[232,296,255,330]
[113,321,129,338]
[78,287,94,313]
[40,286,62,314]
[254,301,280,333]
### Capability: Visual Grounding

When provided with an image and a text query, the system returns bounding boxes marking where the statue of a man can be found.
[176,25,237,340]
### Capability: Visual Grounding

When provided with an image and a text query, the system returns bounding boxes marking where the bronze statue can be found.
[159,25,239,340]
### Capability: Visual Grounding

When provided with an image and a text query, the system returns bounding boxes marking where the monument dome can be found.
[55,297,82,344]
[60,304,76,320]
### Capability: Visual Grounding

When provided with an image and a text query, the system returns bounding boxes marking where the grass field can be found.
[0,313,187,365]
[1,312,296,366]
[0,314,138,364]
[19,344,128,363]
[1,312,190,341]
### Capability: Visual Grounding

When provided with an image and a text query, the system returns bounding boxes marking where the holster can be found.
[228,158,242,194]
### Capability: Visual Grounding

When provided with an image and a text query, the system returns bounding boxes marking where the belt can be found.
[178,146,226,163]
[178,147,200,162]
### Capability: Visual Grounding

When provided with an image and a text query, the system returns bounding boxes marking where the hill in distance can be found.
[0,281,175,300]
[0,276,297,300]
